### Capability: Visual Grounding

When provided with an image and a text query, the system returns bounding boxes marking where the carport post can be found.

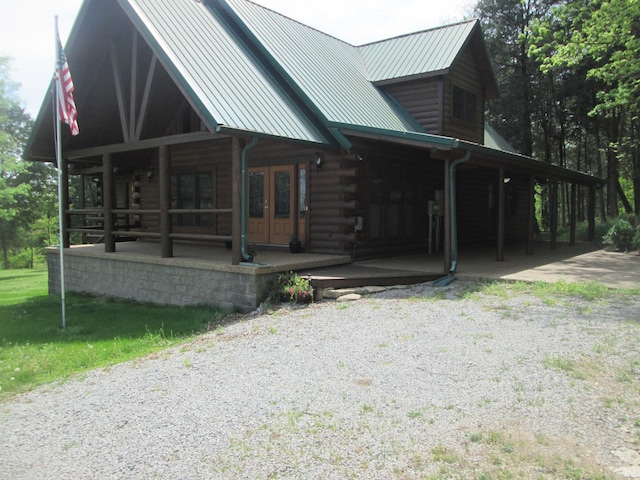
[159,144,172,258]
[497,168,505,262]
[527,175,535,255]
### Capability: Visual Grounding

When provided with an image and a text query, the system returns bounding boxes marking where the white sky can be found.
[0,0,474,116]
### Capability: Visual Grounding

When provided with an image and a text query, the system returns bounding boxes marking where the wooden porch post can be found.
[550,181,558,251]
[443,158,451,274]
[103,153,115,253]
[588,185,596,241]
[569,183,577,246]
[60,157,70,248]
[526,175,535,255]
[497,168,505,262]
[231,137,242,265]
[159,144,172,258]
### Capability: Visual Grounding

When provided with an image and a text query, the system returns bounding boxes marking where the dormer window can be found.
[452,85,477,123]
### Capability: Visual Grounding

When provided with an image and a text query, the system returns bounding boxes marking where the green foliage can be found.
[0,269,223,400]
[602,218,638,251]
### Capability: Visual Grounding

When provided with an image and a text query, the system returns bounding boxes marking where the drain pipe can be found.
[448,150,471,274]
[433,149,471,287]
[241,137,258,262]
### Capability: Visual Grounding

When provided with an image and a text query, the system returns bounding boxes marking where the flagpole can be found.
[54,16,67,330]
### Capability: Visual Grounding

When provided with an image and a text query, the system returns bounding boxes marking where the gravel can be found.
[2,280,640,479]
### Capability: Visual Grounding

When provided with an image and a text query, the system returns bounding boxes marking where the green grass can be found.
[0,269,225,400]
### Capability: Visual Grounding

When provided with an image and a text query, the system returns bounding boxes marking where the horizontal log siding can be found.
[308,154,359,254]
[131,139,233,237]
[444,50,485,144]
[352,158,444,259]
[383,78,442,134]
[456,169,496,244]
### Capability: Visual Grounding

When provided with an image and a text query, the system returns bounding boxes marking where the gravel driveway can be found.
[3,281,640,479]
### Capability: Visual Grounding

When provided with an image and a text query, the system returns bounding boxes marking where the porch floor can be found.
[64,240,640,290]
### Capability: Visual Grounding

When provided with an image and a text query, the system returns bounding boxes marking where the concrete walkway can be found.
[356,242,640,290]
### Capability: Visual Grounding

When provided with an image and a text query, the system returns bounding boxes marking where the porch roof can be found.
[338,123,604,186]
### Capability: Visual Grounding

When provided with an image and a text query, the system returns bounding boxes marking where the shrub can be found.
[270,271,314,303]
[602,219,637,251]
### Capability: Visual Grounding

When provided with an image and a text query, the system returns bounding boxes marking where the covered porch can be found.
[46,238,634,312]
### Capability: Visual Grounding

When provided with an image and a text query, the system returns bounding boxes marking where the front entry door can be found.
[248,165,306,245]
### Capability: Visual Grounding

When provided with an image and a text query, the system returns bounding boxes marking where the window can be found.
[452,85,477,123]
[171,171,214,227]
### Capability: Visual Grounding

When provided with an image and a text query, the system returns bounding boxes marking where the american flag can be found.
[55,36,79,136]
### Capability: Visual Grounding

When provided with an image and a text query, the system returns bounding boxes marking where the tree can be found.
[0,56,39,269]
[530,0,640,216]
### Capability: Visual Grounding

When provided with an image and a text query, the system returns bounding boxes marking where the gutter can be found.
[241,137,258,262]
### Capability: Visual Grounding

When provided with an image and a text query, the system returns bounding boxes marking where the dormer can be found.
[360,20,499,144]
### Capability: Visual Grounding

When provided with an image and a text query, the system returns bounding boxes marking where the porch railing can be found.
[65,208,233,243]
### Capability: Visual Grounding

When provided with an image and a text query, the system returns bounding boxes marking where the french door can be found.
[248,165,306,245]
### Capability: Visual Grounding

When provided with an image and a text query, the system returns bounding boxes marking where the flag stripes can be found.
[55,36,79,136]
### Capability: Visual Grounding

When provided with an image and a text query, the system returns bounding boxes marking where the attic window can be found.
[452,85,477,123]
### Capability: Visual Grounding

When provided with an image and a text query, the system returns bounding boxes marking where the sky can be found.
[0,0,474,116]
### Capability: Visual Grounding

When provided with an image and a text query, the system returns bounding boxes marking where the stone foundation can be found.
[46,247,275,312]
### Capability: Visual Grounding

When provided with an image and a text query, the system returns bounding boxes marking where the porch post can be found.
[569,183,577,246]
[549,181,558,251]
[443,158,451,274]
[526,175,535,255]
[60,157,70,248]
[588,185,596,241]
[231,137,242,265]
[159,144,172,258]
[103,153,115,253]
[497,168,505,262]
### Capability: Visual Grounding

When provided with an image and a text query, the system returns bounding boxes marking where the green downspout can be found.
[448,150,471,274]
[242,137,258,262]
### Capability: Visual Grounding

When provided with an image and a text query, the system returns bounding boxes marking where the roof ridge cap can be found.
[357,18,477,48]
[237,0,357,47]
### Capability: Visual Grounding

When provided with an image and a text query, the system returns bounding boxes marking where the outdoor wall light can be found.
[503,177,511,184]
[147,167,153,180]
[315,153,323,169]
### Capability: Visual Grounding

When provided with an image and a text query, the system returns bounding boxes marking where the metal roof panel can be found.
[124,0,329,144]
[360,20,478,83]
[224,0,420,133]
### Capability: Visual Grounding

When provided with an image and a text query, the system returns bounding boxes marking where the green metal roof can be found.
[222,0,422,134]
[121,0,330,144]
[359,20,478,83]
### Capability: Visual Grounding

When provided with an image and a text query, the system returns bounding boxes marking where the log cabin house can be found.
[25,0,603,311]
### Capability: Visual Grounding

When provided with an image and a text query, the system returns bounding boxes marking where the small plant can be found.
[273,271,314,303]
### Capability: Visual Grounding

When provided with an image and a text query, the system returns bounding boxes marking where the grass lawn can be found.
[0,268,226,400]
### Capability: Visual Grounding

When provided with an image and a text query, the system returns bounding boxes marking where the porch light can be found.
[147,167,153,180]
[315,153,323,169]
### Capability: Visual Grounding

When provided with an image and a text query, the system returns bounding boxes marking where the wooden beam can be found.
[443,158,451,274]
[231,137,242,265]
[65,131,226,160]
[103,153,115,253]
[570,183,577,246]
[550,181,558,251]
[527,176,535,255]
[159,145,172,258]
[588,186,596,241]
[110,43,129,142]
[134,55,157,141]
[129,30,138,143]
[497,168,505,262]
